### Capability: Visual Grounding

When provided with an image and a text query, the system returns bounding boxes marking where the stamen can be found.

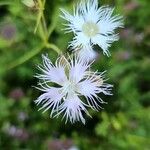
[82,21,99,37]
[62,81,77,95]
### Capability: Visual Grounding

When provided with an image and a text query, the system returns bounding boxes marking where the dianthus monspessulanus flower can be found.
[35,54,113,124]
[61,0,123,59]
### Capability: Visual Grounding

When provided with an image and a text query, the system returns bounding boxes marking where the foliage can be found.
[0,0,149,149]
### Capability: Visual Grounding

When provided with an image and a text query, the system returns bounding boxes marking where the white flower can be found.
[61,0,123,59]
[35,54,112,124]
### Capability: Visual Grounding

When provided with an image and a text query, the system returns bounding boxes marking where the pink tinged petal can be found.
[78,79,100,96]
[35,88,64,116]
[37,67,67,85]
[56,95,90,124]
[36,55,67,85]
[48,67,67,85]
[69,57,90,83]
[91,34,119,56]
[77,79,104,110]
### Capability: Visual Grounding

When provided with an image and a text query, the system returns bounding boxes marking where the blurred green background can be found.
[0,0,149,149]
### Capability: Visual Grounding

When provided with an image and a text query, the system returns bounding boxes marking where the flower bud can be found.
[21,0,35,8]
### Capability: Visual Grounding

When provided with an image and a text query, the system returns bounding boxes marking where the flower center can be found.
[62,81,77,95]
[82,21,99,37]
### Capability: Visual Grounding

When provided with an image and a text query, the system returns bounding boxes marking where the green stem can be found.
[38,21,47,42]
[4,0,61,71]
[47,20,56,38]
[5,42,61,70]
[34,0,45,34]
[41,15,48,38]
[45,43,61,54]
[6,44,45,70]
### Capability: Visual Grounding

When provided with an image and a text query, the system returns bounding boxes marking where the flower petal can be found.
[69,32,90,49]
[80,0,100,23]
[77,72,113,110]
[60,8,84,33]
[69,56,90,83]
[35,87,64,116]
[36,55,67,85]
[92,34,119,56]
[98,7,123,35]
[56,95,90,124]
